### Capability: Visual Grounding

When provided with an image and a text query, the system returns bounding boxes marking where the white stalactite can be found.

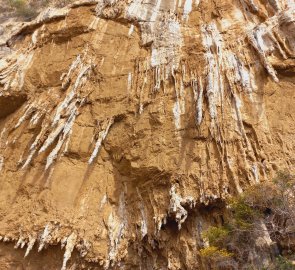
[201,23,224,121]
[14,104,33,129]
[100,194,108,209]
[169,184,195,230]
[14,237,26,249]
[193,78,204,125]
[183,0,193,20]
[38,224,53,252]
[128,24,134,36]
[45,107,77,169]
[89,118,114,164]
[137,188,148,238]
[127,72,132,94]
[22,129,44,169]
[247,25,280,82]
[0,156,4,171]
[106,191,127,267]
[24,235,36,257]
[61,233,77,270]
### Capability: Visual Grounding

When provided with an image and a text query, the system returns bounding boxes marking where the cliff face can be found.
[0,0,294,269]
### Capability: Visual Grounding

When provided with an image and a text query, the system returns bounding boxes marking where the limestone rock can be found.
[0,0,294,269]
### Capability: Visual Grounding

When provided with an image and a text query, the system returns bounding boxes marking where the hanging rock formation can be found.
[0,0,294,269]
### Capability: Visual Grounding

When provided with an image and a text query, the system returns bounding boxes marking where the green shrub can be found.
[275,256,295,270]
[200,246,233,259]
[229,197,260,230]
[201,172,295,269]
[202,226,230,247]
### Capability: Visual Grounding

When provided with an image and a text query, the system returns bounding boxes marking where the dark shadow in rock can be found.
[0,94,27,120]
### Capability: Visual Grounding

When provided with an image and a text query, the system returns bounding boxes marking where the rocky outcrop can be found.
[0,0,294,269]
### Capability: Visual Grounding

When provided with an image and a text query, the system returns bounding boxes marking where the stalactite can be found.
[30,111,43,126]
[14,104,33,129]
[201,23,224,121]
[39,119,67,154]
[138,76,147,114]
[247,29,279,82]
[183,0,193,20]
[38,224,54,252]
[89,117,114,164]
[61,232,77,270]
[106,191,127,267]
[252,163,259,183]
[61,236,67,249]
[127,72,132,94]
[173,97,181,131]
[106,212,125,267]
[154,66,161,91]
[24,235,36,257]
[3,236,10,242]
[171,67,183,132]
[137,188,148,239]
[0,52,34,92]
[128,24,134,36]
[14,236,26,249]
[53,64,91,127]
[193,78,204,125]
[45,106,77,169]
[0,156,4,172]
[153,215,167,233]
[100,194,108,209]
[169,184,195,230]
[60,55,82,90]
[225,52,252,92]
[19,52,93,170]
[22,128,45,169]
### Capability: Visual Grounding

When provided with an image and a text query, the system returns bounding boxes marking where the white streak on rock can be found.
[24,235,36,257]
[169,184,195,230]
[107,212,125,266]
[100,194,108,209]
[14,104,32,129]
[247,25,279,82]
[128,24,134,36]
[183,0,193,20]
[60,55,82,90]
[193,79,203,125]
[61,233,77,270]
[0,156,4,171]
[45,107,77,170]
[61,237,67,249]
[106,191,127,267]
[127,72,132,93]
[136,188,148,238]
[173,100,181,131]
[14,237,26,249]
[201,23,224,120]
[22,129,44,169]
[53,64,90,127]
[252,163,259,183]
[38,224,53,252]
[89,118,114,164]
[39,120,67,153]
[32,29,39,45]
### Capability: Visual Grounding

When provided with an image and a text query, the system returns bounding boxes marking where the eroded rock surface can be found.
[0,0,294,269]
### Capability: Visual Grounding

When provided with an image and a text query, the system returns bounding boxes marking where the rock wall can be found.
[0,0,294,269]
